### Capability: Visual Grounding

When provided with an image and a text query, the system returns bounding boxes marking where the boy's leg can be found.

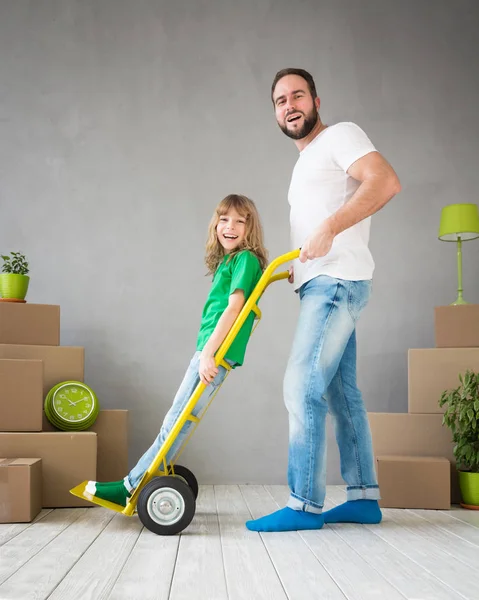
[246,276,359,532]
[87,352,228,505]
[322,327,382,524]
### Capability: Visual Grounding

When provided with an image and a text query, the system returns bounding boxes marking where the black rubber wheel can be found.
[137,476,196,535]
[168,465,199,499]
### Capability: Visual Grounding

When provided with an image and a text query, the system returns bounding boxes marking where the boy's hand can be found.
[288,265,294,284]
[199,352,218,385]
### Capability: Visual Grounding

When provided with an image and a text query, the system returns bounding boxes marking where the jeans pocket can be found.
[347,280,372,322]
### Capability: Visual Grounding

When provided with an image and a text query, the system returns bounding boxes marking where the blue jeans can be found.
[284,275,379,513]
[126,352,231,491]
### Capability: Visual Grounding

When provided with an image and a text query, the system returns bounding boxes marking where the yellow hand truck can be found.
[70,249,300,535]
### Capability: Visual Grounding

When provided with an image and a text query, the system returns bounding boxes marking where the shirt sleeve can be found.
[330,122,377,172]
[229,251,261,299]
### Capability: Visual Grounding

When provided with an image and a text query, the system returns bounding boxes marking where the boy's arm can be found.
[199,289,245,385]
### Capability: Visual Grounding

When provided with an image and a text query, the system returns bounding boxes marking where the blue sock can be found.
[323,500,382,524]
[245,507,324,532]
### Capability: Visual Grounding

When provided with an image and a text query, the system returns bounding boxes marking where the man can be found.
[246,68,401,532]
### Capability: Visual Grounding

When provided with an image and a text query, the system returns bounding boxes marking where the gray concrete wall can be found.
[1,0,478,484]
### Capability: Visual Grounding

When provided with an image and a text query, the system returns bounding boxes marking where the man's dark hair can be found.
[271,68,317,103]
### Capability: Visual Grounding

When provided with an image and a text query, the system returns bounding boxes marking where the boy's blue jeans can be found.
[285,275,380,513]
[126,352,231,491]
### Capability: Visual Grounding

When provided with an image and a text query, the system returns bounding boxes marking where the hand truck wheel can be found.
[168,465,199,499]
[137,476,196,535]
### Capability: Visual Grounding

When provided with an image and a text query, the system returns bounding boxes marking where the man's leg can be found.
[246,276,359,532]
[322,326,382,524]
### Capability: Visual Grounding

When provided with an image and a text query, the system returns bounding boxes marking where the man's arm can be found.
[299,151,401,262]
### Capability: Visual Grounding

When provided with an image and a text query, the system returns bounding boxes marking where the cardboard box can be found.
[0,344,84,397]
[368,413,459,503]
[0,458,42,522]
[0,359,43,431]
[0,432,96,507]
[0,303,60,346]
[43,409,129,482]
[408,348,479,413]
[377,455,450,509]
[90,410,128,481]
[435,305,479,348]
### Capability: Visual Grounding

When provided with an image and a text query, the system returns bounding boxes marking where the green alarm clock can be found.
[44,381,100,431]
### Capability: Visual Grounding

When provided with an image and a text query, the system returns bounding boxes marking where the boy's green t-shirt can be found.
[196,250,263,366]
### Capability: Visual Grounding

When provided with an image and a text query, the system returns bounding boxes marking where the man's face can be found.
[272,74,319,140]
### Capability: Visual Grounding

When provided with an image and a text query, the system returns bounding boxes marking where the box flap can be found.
[0,458,42,467]
[377,455,450,464]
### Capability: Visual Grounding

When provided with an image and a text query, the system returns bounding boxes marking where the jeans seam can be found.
[290,492,323,510]
[347,281,357,322]
[337,361,363,487]
[347,484,379,490]
[348,281,371,322]
[304,281,340,501]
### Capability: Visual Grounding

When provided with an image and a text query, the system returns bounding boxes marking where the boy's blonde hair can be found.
[205,194,268,275]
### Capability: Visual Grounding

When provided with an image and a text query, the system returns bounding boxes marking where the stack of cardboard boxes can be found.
[368,304,479,509]
[0,303,129,522]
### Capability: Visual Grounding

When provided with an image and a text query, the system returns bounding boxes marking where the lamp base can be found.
[451,296,469,306]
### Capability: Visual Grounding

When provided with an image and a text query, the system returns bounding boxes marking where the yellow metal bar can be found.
[122,249,299,515]
[213,250,298,365]
[251,304,262,319]
[266,271,290,287]
[72,250,299,515]
[219,359,232,370]
[165,372,228,467]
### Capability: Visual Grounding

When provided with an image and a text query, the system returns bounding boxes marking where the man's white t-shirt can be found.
[289,121,377,291]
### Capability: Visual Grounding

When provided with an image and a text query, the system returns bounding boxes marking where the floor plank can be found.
[443,506,479,528]
[408,507,479,547]
[267,486,406,600]
[107,527,178,600]
[241,484,347,600]
[0,507,114,600]
[367,517,478,599]
[215,484,288,600]
[46,513,143,600]
[324,487,465,600]
[0,509,53,547]
[386,508,479,572]
[326,488,478,600]
[169,485,228,600]
[0,509,83,586]
[0,485,475,600]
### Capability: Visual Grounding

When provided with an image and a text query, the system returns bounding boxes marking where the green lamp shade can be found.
[438,203,479,241]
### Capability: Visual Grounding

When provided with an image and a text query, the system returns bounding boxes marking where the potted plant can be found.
[0,252,30,301]
[440,369,479,509]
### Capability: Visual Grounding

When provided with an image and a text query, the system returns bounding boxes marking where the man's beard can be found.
[278,109,318,140]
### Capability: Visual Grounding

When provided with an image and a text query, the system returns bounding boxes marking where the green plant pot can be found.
[459,470,479,507]
[0,274,30,300]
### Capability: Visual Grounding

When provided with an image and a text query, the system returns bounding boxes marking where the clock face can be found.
[52,383,95,423]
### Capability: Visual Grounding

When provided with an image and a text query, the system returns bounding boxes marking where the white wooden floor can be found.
[1,485,478,600]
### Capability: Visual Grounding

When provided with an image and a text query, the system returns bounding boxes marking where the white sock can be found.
[85,481,97,495]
